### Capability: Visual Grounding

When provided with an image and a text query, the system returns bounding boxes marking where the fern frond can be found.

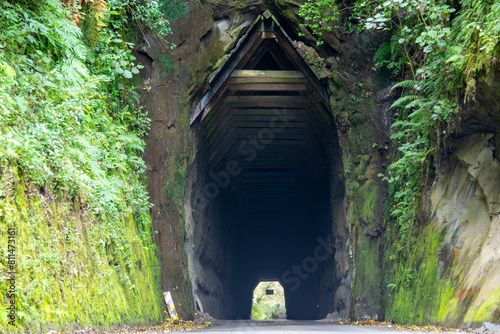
[405,99,421,109]
[391,95,418,109]
[81,0,107,49]
[391,80,417,91]
[92,0,107,27]
[59,58,89,84]
[53,15,87,61]
[373,42,391,67]
[60,0,82,25]
[118,133,145,152]
[408,108,424,120]
[0,63,16,79]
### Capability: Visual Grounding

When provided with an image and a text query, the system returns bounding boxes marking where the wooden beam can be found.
[239,148,303,155]
[234,31,266,70]
[208,126,236,161]
[228,77,306,84]
[231,70,305,78]
[248,44,272,70]
[225,101,307,110]
[200,83,229,122]
[237,39,272,70]
[234,128,306,139]
[203,104,232,139]
[306,94,334,127]
[230,108,308,121]
[239,159,302,166]
[273,26,331,109]
[225,95,308,103]
[261,32,276,39]
[265,40,298,71]
[231,120,308,129]
[242,39,297,71]
[207,116,234,148]
[209,138,308,171]
[231,114,307,122]
[228,83,307,91]
[208,139,239,170]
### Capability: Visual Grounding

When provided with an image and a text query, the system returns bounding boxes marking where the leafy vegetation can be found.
[0,0,188,331]
[300,0,500,324]
[298,0,339,45]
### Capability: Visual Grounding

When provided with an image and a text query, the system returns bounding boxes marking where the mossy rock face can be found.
[383,133,500,327]
[328,60,389,320]
[352,236,384,319]
[0,169,164,332]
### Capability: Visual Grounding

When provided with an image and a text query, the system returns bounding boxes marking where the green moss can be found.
[359,180,378,222]
[350,112,366,124]
[465,285,500,323]
[353,236,383,319]
[0,169,164,332]
[335,69,387,319]
[435,282,457,321]
[331,70,346,87]
[384,225,441,325]
[188,37,225,93]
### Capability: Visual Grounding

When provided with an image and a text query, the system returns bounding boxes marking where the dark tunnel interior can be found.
[185,15,347,320]
[187,117,344,319]
[226,168,334,319]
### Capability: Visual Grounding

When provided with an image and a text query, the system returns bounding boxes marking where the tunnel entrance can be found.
[185,11,348,320]
[251,281,286,320]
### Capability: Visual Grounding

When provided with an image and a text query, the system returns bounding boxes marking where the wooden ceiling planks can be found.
[194,11,335,199]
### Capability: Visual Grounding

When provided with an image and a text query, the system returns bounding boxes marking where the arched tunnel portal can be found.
[185,12,348,320]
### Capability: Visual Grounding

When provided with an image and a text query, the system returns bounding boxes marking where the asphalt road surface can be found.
[193,320,464,333]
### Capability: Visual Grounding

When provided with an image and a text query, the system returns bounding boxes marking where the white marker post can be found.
[163,291,179,320]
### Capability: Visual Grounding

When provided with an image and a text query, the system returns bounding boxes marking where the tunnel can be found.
[185,12,348,320]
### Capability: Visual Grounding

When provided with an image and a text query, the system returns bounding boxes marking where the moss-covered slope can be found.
[0,169,164,332]
[0,1,165,331]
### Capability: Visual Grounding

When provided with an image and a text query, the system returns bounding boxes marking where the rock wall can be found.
[325,34,392,320]
[383,132,500,327]
[184,138,236,318]
[138,1,218,319]
[382,68,500,326]
[432,133,500,325]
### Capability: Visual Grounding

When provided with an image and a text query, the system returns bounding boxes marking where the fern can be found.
[59,58,89,84]
[80,0,107,49]
[0,63,16,79]
[391,80,417,91]
[117,133,145,153]
[405,99,421,109]
[373,42,391,68]
[391,95,418,109]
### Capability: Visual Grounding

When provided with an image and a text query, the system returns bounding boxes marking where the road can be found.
[192,320,465,333]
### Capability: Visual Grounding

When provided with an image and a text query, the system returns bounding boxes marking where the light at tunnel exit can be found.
[251,281,286,320]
